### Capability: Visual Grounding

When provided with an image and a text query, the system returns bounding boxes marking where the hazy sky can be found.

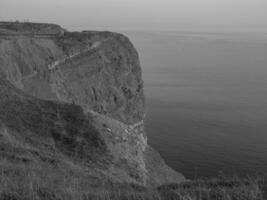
[1,0,267,31]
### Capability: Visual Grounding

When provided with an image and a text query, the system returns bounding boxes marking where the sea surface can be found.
[124,30,267,178]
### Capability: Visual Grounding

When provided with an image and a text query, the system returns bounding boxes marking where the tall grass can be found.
[0,160,266,200]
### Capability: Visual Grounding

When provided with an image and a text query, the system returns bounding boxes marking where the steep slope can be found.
[0,22,185,188]
[0,77,147,185]
[0,28,144,124]
[0,78,183,187]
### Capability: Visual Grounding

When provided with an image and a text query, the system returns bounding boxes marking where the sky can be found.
[1,0,267,31]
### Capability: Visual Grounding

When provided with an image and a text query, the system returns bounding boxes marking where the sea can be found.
[124,30,267,178]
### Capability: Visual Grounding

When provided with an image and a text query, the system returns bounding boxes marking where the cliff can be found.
[0,24,144,124]
[0,22,184,189]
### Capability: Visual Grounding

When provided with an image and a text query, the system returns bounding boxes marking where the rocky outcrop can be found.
[0,22,184,187]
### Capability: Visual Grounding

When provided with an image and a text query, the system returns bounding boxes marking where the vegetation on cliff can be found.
[0,21,263,200]
[0,21,184,190]
[0,169,266,200]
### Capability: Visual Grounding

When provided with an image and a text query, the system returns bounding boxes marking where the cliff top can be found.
[0,21,65,35]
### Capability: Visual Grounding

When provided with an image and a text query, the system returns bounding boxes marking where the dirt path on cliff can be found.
[22,71,38,80]
[48,41,103,70]
[21,40,104,82]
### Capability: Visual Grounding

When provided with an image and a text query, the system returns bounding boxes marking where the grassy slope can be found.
[0,78,105,159]
[0,78,116,195]
[0,77,266,200]
[0,164,266,200]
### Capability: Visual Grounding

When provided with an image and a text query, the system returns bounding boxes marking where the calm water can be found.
[124,31,267,178]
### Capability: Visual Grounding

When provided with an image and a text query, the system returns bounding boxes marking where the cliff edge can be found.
[0,22,184,189]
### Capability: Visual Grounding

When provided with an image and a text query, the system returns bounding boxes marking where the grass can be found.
[0,78,106,162]
[0,79,266,199]
[0,160,148,200]
[0,160,266,200]
[158,175,267,200]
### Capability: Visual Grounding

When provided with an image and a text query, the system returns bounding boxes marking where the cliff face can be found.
[0,28,144,124]
[0,22,184,187]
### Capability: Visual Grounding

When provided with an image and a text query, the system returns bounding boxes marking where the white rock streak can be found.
[128,120,145,135]
[48,41,103,70]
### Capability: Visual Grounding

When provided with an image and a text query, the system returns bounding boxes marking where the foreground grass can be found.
[158,175,267,200]
[0,161,266,200]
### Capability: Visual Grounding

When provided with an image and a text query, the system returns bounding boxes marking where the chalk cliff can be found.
[0,22,184,188]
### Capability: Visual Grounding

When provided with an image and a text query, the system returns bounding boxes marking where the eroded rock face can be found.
[50,32,145,124]
[0,22,185,187]
[0,28,145,124]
